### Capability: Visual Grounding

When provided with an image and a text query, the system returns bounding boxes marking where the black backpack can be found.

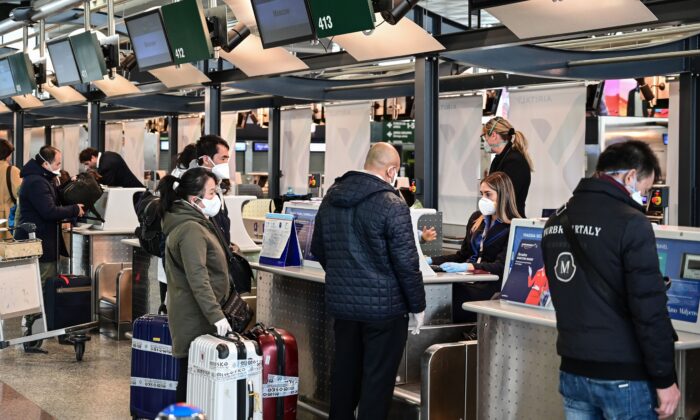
[60,172,105,221]
[134,191,163,257]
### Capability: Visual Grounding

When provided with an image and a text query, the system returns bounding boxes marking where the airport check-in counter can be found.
[252,262,498,417]
[461,222,700,420]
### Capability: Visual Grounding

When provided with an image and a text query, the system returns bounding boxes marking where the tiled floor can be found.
[0,329,132,420]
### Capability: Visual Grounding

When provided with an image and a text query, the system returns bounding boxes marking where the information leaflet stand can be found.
[259,213,302,267]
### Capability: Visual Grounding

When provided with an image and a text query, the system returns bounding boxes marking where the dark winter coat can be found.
[310,171,426,322]
[489,141,531,217]
[14,159,80,263]
[97,151,144,188]
[542,176,676,389]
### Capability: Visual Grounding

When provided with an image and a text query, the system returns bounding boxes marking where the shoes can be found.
[158,304,168,315]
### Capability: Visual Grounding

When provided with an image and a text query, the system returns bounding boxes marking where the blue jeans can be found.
[559,372,657,420]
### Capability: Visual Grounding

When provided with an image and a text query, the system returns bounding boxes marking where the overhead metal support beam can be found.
[205,84,222,136]
[44,125,51,146]
[0,0,84,37]
[414,56,439,210]
[268,107,281,199]
[568,49,700,67]
[168,116,179,171]
[13,112,24,168]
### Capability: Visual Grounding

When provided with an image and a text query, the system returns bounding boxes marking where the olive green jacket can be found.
[163,201,230,358]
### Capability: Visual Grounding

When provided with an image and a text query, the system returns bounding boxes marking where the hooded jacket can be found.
[542,176,676,389]
[162,201,229,358]
[14,159,79,262]
[310,171,426,321]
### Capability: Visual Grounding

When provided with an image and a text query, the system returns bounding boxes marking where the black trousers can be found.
[329,315,409,420]
[176,356,189,403]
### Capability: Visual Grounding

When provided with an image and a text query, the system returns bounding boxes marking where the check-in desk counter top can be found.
[64,226,135,279]
[463,300,700,420]
[252,262,498,416]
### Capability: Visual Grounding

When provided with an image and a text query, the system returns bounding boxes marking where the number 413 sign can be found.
[308,0,376,38]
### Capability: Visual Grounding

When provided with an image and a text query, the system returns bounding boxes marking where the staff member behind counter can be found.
[426,172,521,322]
[483,116,533,217]
[79,147,145,188]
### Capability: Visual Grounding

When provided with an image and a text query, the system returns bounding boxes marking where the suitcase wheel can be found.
[74,342,85,361]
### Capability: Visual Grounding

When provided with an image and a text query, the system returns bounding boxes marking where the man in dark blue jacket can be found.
[542,140,679,419]
[15,146,84,283]
[311,142,426,420]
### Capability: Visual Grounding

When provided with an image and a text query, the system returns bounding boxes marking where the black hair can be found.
[37,145,60,164]
[196,135,229,161]
[175,144,198,170]
[79,147,99,163]
[158,167,217,213]
[596,140,661,182]
[0,139,13,160]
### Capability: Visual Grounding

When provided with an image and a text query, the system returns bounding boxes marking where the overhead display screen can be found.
[6,52,36,96]
[125,10,174,71]
[161,0,213,65]
[251,0,316,49]
[0,59,16,98]
[307,0,374,38]
[69,32,108,83]
[47,39,82,86]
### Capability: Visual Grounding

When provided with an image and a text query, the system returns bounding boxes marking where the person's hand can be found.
[440,262,468,273]
[656,383,680,419]
[421,227,437,242]
[76,204,85,217]
[425,256,433,265]
[214,318,232,336]
[409,311,425,335]
[230,243,240,254]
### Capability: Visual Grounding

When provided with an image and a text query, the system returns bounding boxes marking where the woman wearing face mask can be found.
[427,172,521,322]
[14,146,85,283]
[158,167,232,402]
[482,117,533,217]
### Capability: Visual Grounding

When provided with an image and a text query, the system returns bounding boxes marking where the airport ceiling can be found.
[0,0,699,127]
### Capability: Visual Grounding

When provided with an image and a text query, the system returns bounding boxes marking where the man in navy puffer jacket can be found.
[311,142,426,420]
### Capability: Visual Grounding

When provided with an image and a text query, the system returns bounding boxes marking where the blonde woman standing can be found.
[482,116,534,217]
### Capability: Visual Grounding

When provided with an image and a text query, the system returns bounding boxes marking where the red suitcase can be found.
[246,324,298,420]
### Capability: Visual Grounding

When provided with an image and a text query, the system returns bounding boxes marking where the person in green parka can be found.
[159,167,232,402]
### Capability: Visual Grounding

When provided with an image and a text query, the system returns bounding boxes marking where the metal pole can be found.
[168,115,179,171]
[107,0,115,37]
[39,20,46,58]
[204,85,222,136]
[268,107,281,198]
[22,26,28,52]
[414,55,439,209]
[44,125,51,146]
[678,63,700,227]
[88,101,102,151]
[84,0,91,31]
[13,112,24,168]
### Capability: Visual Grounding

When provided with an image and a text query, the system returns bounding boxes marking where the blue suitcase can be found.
[130,314,180,420]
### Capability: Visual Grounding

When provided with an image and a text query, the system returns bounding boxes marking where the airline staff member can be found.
[426,172,521,322]
[482,117,534,217]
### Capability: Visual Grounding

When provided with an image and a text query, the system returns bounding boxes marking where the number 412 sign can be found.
[308,0,376,38]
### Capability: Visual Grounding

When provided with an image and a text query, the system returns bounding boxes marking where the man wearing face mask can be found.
[195,135,232,244]
[79,147,144,189]
[310,142,426,420]
[15,146,85,283]
[542,140,680,420]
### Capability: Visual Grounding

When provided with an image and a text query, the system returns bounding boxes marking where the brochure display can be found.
[411,208,437,277]
[259,213,302,267]
[500,219,553,309]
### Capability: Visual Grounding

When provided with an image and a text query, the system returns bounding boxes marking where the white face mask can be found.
[478,197,497,216]
[627,178,645,206]
[38,153,61,176]
[198,194,222,218]
[211,162,230,180]
[389,167,399,187]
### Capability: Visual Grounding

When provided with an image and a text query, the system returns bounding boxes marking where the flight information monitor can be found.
[125,9,174,71]
[6,52,36,96]
[0,59,16,98]
[500,219,552,309]
[69,32,108,83]
[251,0,316,49]
[47,39,82,86]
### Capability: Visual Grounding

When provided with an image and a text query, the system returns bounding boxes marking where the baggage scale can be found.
[0,241,97,361]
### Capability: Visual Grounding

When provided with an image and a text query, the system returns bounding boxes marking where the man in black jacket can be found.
[542,140,679,419]
[79,147,144,188]
[310,142,426,420]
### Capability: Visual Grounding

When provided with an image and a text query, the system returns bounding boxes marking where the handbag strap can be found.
[560,207,630,317]
[6,165,16,204]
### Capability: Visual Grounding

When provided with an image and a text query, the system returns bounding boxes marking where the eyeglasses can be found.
[481,117,502,142]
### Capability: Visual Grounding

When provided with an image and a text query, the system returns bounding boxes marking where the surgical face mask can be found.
[38,153,61,176]
[197,194,222,217]
[389,167,399,187]
[478,197,496,216]
[211,162,230,180]
[608,170,645,206]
